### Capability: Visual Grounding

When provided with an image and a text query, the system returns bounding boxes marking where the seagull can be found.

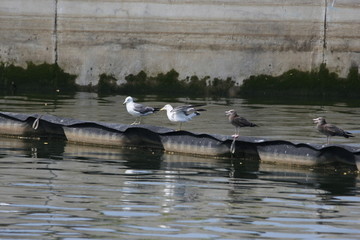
[160,104,205,130]
[123,96,159,125]
[225,109,257,138]
[313,117,354,144]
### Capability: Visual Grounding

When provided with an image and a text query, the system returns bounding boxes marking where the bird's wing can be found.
[172,104,205,115]
[233,117,255,127]
[133,103,154,114]
[324,124,344,136]
[172,105,192,113]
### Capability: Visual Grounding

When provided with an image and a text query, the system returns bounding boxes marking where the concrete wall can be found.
[0,0,359,85]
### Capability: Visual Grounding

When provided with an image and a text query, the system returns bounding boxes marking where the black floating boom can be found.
[0,111,359,170]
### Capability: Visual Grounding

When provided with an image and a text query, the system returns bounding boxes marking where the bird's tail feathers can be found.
[344,131,355,138]
[192,108,206,116]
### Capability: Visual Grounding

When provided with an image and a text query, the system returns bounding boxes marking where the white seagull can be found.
[123,96,159,125]
[160,104,205,130]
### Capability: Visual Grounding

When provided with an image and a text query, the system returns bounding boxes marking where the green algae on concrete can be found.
[97,69,238,97]
[0,62,77,94]
[239,64,360,98]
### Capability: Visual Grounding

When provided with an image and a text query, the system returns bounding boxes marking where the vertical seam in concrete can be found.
[54,0,58,64]
[322,0,328,64]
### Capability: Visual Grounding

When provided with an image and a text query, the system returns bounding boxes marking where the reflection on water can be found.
[0,93,359,239]
[0,136,359,239]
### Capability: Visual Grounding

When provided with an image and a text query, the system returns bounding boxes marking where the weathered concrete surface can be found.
[0,0,359,85]
[0,0,56,64]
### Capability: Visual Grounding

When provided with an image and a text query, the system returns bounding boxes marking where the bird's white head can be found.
[123,96,133,105]
[160,104,173,112]
[313,117,326,124]
[225,109,236,116]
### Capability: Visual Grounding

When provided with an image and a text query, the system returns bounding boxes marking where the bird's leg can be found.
[138,117,142,125]
[232,127,239,138]
[230,137,236,154]
[131,118,140,125]
[177,122,183,131]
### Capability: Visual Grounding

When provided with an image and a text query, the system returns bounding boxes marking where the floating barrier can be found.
[0,112,359,170]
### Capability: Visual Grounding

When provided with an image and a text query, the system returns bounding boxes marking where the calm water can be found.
[0,93,359,239]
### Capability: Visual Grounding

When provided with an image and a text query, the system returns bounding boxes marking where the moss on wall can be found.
[97,64,359,99]
[0,62,77,94]
[97,73,118,95]
[96,69,238,97]
[239,64,360,98]
[4,61,358,99]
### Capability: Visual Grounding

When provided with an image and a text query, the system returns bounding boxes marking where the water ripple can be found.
[0,94,359,239]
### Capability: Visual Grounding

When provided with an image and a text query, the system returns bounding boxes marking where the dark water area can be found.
[0,93,359,239]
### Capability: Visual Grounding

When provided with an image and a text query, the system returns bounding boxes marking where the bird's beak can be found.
[160,107,165,111]
[122,101,126,105]
[225,110,230,116]
[313,117,319,123]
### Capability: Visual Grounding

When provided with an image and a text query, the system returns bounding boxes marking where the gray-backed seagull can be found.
[123,96,159,125]
[161,104,205,130]
[225,109,257,138]
[313,117,354,144]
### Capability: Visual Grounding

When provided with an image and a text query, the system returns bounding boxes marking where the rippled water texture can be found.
[0,93,359,239]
